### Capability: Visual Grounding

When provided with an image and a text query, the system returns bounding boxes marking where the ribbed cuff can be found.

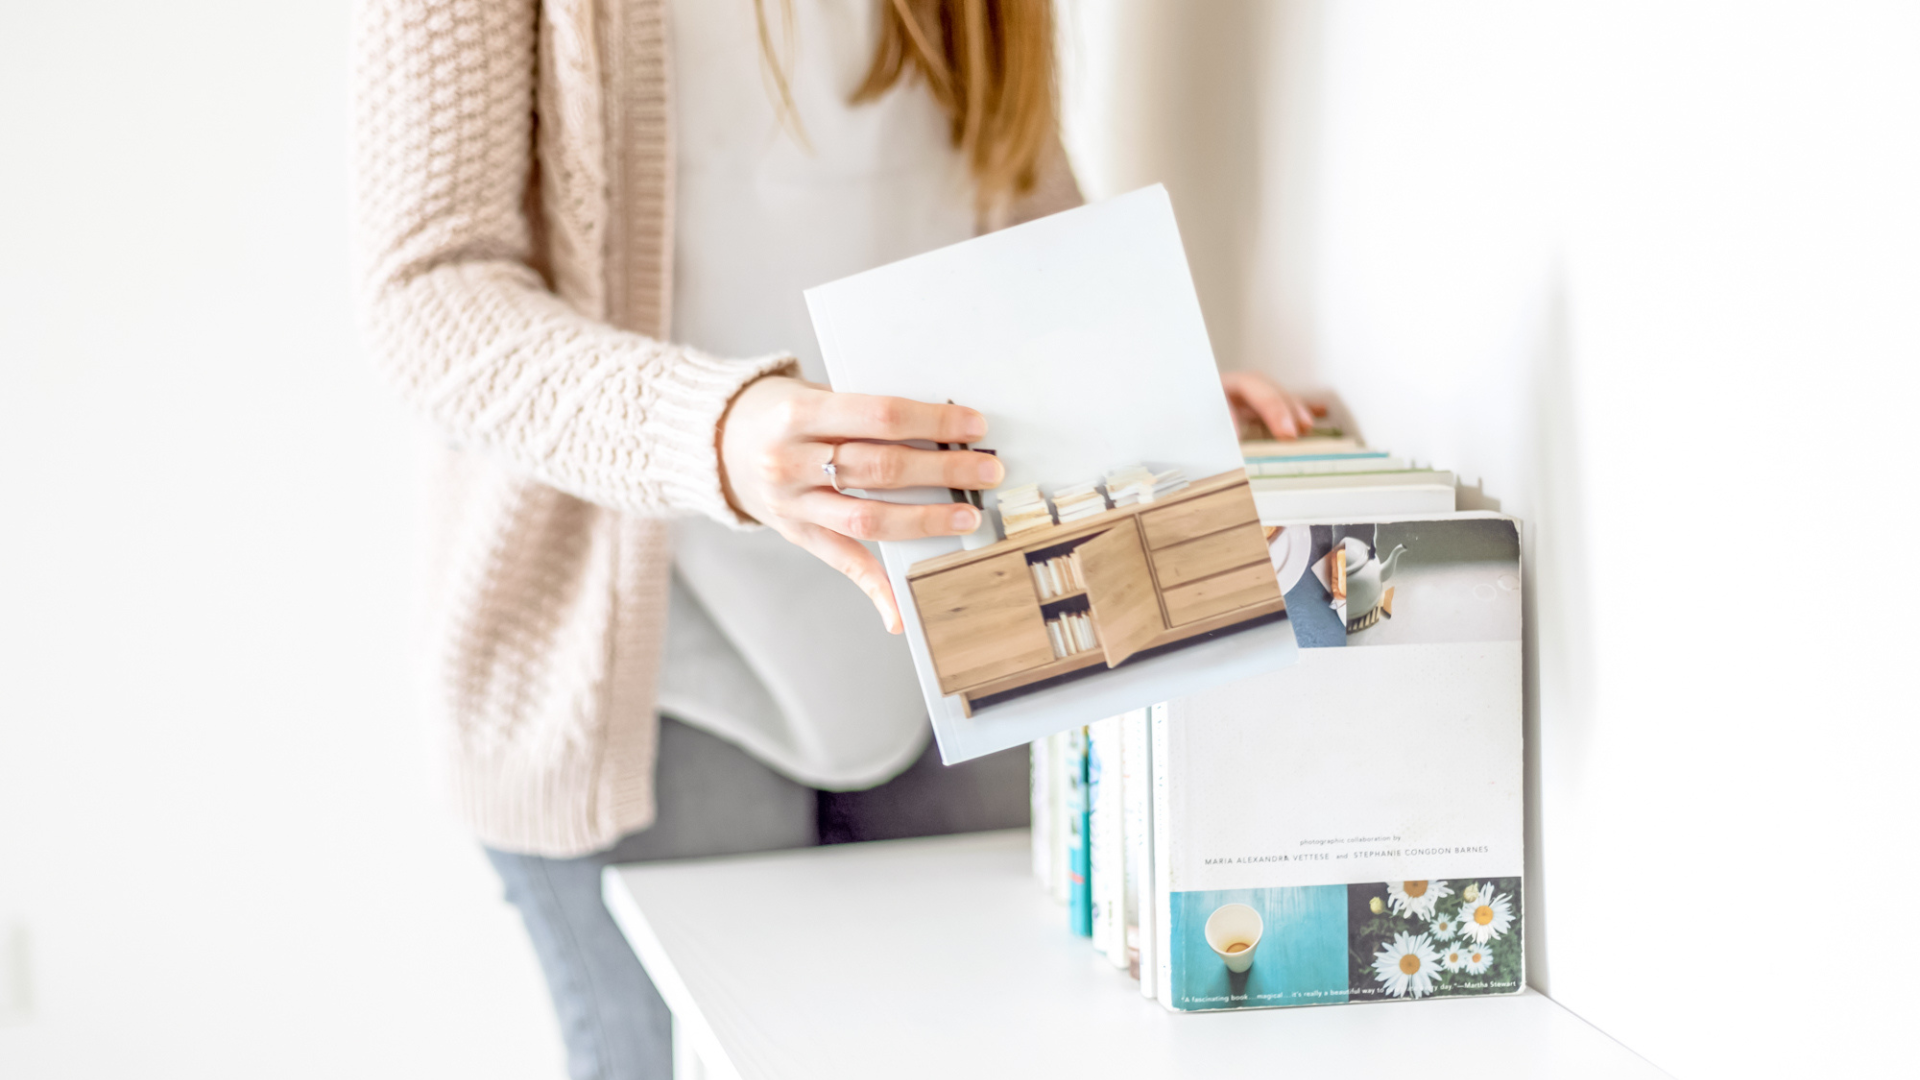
[646,346,799,526]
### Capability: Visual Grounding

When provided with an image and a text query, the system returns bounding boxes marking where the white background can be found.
[3,2,1915,1078]
[1060,2,1918,1077]
[0,2,564,1076]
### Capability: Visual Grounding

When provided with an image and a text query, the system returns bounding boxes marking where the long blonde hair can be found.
[753,0,1058,210]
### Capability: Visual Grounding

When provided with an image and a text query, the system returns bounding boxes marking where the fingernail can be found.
[976,458,1004,486]
[961,411,987,440]
[950,507,979,532]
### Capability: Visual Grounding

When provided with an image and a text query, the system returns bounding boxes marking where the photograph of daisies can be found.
[1346,878,1524,1001]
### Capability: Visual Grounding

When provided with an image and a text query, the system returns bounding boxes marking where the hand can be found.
[717,376,1006,634]
[1221,370,1316,439]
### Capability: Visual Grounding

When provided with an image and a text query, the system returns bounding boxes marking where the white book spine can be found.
[1048,731,1069,904]
[1030,738,1052,887]
[1086,722,1109,955]
[1093,716,1127,969]
[1151,702,1175,1008]
[1030,561,1049,599]
[1121,708,1149,984]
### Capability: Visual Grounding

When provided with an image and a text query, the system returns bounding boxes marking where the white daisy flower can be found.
[1371,932,1442,999]
[1438,941,1468,972]
[1459,882,1515,945]
[1429,910,1462,940]
[1386,879,1453,920]
[1463,943,1493,974]
[1462,883,1479,903]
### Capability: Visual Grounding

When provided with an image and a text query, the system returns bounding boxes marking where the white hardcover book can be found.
[1086,721,1110,955]
[1254,482,1457,523]
[1121,708,1152,988]
[1091,715,1128,967]
[1048,730,1070,904]
[1246,455,1410,477]
[1150,702,1174,1004]
[808,186,1298,763]
[1030,738,1052,887]
[1154,515,1524,1012]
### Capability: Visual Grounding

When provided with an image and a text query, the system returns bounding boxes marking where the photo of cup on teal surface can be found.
[1204,903,1264,973]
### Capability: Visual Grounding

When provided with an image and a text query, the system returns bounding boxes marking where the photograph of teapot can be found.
[1338,536,1407,632]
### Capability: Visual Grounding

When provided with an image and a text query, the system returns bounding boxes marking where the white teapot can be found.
[1340,536,1407,625]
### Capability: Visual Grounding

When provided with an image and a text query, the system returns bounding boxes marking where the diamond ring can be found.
[822,445,848,494]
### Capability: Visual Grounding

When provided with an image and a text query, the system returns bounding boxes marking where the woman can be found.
[352,0,1312,1076]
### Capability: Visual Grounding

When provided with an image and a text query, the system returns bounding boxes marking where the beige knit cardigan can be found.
[350,0,1079,857]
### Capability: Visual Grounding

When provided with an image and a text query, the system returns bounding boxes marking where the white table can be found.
[604,830,1667,1080]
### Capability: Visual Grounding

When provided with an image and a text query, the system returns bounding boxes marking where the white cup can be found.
[1203,903,1264,973]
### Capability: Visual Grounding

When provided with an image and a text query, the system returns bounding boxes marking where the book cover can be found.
[1153,515,1524,1011]
[807,187,1299,763]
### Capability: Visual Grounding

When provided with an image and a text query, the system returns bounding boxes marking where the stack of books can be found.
[1028,438,1525,1014]
[994,483,1055,538]
[1043,610,1100,659]
[1241,436,1455,520]
[1050,483,1110,523]
[1029,552,1087,600]
[1104,464,1188,506]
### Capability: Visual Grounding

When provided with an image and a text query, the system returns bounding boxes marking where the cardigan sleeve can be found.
[350,0,793,522]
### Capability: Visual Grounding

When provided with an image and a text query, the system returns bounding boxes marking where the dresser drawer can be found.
[1150,522,1270,588]
[1139,484,1259,550]
[1160,562,1283,626]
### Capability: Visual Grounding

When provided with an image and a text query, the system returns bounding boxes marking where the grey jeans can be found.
[485,716,1028,1080]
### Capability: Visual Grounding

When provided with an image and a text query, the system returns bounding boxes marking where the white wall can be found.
[0,3,565,1077]
[1062,2,1919,1077]
[6,3,1915,1077]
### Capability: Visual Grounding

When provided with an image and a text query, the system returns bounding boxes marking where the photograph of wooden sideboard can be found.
[905,470,1285,715]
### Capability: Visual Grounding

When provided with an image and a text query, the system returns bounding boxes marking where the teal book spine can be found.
[1067,726,1093,937]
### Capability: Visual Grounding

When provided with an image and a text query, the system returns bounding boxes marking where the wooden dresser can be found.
[906,470,1285,714]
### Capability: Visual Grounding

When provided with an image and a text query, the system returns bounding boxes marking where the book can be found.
[1048,730,1069,904]
[1151,514,1524,1012]
[1092,715,1129,969]
[1244,455,1409,477]
[1238,437,1364,458]
[808,186,1299,763]
[1251,473,1457,522]
[1066,727,1092,937]
[1121,708,1152,988]
[1030,736,1052,889]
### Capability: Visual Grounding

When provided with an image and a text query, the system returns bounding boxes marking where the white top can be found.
[660,0,977,786]
[603,831,1671,1080]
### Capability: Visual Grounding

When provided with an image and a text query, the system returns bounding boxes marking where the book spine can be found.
[1030,738,1052,888]
[1151,702,1176,1008]
[1122,708,1152,993]
[1066,727,1092,937]
[1087,721,1109,954]
[1048,731,1069,904]
[1092,716,1127,967]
